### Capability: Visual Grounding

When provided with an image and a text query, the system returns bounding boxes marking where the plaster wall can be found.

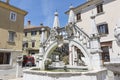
[0,4,24,51]
[76,0,120,42]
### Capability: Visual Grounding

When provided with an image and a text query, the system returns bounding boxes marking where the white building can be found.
[66,0,120,79]
[66,0,120,63]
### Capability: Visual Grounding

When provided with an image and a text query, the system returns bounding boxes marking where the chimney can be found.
[40,23,43,26]
[6,0,9,4]
[27,20,31,27]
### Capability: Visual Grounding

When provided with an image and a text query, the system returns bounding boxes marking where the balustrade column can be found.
[69,45,73,65]
[72,46,78,66]
[74,46,78,66]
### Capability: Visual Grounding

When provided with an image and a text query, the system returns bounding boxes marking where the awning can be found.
[101,41,112,47]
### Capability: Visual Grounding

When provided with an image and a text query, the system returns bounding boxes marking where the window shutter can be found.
[105,24,108,34]
[97,25,100,34]
[24,42,28,48]
[96,3,103,13]
[32,42,35,47]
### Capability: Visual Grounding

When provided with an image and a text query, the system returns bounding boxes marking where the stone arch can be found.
[43,40,69,62]
[43,41,58,62]
[69,40,92,69]
[42,39,92,69]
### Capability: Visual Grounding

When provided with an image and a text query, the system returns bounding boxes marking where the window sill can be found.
[9,18,16,22]
[99,34,108,37]
[7,41,15,44]
[96,12,105,16]
[31,35,36,36]
[76,19,82,22]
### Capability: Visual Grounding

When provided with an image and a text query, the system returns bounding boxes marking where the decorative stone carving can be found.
[65,24,74,37]
[50,29,58,41]
[114,26,120,44]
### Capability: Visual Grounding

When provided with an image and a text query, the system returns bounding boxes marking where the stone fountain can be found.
[23,6,107,80]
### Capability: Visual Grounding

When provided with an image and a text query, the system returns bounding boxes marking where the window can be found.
[10,11,17,21]
[39,31,42,34]
[32,42,35,47]
[31,31,36,36]
[97,23,108,35]
[23,42,28,48]
[8,31,15,42]
[96,3,103,13]
[24,32,27,37]
[101,46,110,62]
[0,52,11,64]
[76,13,81,21]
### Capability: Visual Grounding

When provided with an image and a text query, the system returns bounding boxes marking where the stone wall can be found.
[23,69,107,80]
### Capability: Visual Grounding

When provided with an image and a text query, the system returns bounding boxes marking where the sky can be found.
[8,0,86,27]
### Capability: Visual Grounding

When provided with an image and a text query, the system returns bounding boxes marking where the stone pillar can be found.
[38,28,45,69]
[71,46,78,66]
[69,45,72,65]
[68,5,75,24]
[41,28,45,44]
[16,56,23,78]
[90,33,102,70]
[91,52,102,70]
[74,47,78,66]
[90,12,103,70]
[72,46,75,65]
[53,11,60,29]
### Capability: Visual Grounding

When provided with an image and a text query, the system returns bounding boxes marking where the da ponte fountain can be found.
[23,6,108,80]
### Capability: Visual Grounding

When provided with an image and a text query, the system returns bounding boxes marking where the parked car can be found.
[22,55,35,67]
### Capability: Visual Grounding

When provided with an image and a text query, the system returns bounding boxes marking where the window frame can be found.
[39,30,42,34]
[32,41,35,47]
[0,52,11,64]
[24,32,27,37]
[8,31,15,43]
[101,46,110,62]
[23,42,28,48]
[10,11,17,22]
[31,31,37,36]
[76,12,81,21]
[97,23,109,36]
[96,3,103,14]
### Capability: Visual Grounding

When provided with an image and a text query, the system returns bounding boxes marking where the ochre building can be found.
[0,1,27,69]
[23,22,50,58]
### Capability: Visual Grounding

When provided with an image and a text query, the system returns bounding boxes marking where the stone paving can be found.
[0,68,17,80]
[9,78,23,80]
[0,67,29,80]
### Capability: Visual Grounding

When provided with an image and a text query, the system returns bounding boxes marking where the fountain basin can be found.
[23,68,107,80]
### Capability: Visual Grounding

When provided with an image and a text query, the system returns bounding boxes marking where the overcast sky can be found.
[9,0,86,27]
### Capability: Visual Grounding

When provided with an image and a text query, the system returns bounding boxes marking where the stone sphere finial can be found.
[69,4,74,9]
[54,10,58,16]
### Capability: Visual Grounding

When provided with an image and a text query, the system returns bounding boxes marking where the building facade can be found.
[65,0,120,79]
[0,1,27,69]
[66,0,120,63]
[23,22,50,57]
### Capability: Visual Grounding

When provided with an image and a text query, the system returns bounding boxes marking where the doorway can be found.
[0,52,11,64]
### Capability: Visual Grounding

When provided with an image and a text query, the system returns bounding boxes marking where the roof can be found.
[24,26,50,32]
[0,1,27,15]
[65,0,102,14]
